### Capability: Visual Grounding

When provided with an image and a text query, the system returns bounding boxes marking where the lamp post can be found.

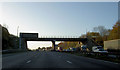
[17,26,19,37]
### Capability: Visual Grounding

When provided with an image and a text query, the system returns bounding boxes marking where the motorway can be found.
[2,51,120,70]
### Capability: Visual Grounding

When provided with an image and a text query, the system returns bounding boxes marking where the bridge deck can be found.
[24,38,87,42]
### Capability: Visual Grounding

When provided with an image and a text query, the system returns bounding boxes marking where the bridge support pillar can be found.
[19,37,22,49]
[25,40,28,50]
[19,38,27,50]
[52,40,55,51]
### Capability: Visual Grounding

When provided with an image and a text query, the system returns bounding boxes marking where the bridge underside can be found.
[25,38,87,42]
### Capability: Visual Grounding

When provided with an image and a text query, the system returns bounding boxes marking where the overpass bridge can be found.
[19,33,88,51]
[25,38,87,41]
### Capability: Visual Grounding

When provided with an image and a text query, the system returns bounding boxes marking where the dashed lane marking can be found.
[66,61,72,64]
[26,60,31,63]
[103,61,119,64]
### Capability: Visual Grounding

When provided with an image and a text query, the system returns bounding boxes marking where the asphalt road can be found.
[2,51,120,70]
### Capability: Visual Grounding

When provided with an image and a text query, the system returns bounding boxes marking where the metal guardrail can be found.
[59,51,120,58]
[2,49,27,54]
[39,36,79,38]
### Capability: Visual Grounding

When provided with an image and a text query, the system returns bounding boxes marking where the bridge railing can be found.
[39,36,79,38]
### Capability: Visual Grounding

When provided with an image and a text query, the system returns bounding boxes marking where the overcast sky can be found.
[0,1,118,49]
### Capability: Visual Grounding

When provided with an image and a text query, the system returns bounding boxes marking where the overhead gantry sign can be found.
[19,33,38,49]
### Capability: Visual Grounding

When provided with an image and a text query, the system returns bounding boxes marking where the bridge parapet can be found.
[24,38,87,42]
[40,36,79,38]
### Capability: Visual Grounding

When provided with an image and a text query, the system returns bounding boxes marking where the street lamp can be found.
[17,26,19,37]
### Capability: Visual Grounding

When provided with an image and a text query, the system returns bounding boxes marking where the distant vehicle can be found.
[57,47,63,52]
[56,50,59,52]
[50,49,55,51]
[43,49,45,51]
[81,45,87,52]
[70,47,76,51]
[63,49,66,52]
[66,49,71,52]
[36,49,39,51]
[92,46,108,53]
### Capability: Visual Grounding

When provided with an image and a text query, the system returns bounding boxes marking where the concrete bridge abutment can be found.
[52,40,56,51]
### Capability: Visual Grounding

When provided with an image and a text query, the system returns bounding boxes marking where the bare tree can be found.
[3,23,8,29]
[93,26,109,36]
[38,47,41,49]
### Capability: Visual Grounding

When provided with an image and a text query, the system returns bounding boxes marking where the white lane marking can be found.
[26,60,31,63]
[114,63,119,64]
[66,61,72,64]
[103,60,119,64]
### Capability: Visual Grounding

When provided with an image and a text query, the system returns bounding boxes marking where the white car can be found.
[92,46,108,53]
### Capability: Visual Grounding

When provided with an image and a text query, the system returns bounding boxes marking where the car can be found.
[92,46,108,53]
[66,49,71,52]
[63,49,66,52]
[81,45,87,52]
[70,47,76,51]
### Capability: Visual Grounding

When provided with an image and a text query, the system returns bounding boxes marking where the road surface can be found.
[2,51,120,70]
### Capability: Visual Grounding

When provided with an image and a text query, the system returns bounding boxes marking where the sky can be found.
[0,1,118,49]
[0,0,120,2]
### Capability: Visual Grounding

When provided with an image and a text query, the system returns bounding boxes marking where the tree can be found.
[80,34,86,38]
[58,41,78,49]
[108,21,120,40]
[86,32,100,38]
[38,47,41,49]
[93,26,109,37]
[42,47,45,50]
[2,26,10,49]
[86,32,103,46]
[3,23,8,29]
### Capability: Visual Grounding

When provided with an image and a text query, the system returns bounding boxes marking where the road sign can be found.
[20,33,38,38]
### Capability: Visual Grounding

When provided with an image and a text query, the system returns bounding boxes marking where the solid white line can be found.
[26,60,31,63]
[103,61,119,64]
[114,63,118,64]
[66,61,72,64]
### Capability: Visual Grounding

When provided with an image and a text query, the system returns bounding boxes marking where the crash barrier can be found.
[57,50,120,59]
[2,49,28,54]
